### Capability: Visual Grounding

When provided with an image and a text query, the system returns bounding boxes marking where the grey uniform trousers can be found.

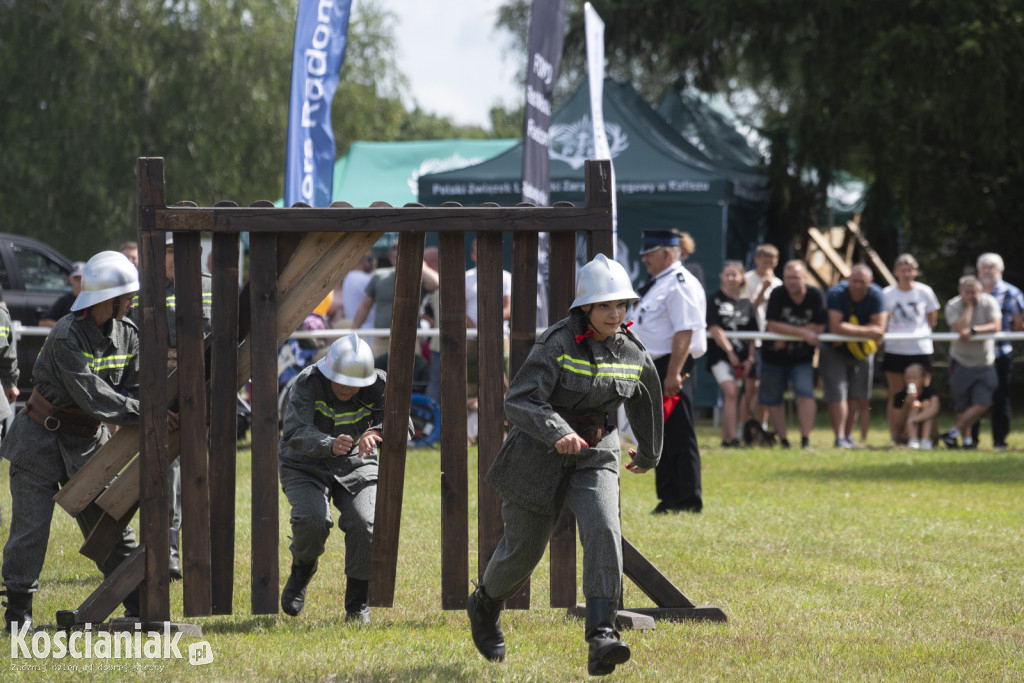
[281,464,376,580]
[3,464,138,593]
[483,466,622,601]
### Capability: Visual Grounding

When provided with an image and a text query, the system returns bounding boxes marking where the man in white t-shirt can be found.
[743,244,782,427]
[332,252,375,329]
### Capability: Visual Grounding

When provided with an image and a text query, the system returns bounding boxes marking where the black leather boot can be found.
[122,589,141,619]
[169,528,182,580]
[3,591,33,633]
[585,598,630,676]
[344,577,370,623]
[280,560,318,617]
[466,585,505,662]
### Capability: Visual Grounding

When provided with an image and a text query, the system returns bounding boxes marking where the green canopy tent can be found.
[271,138,518,248]
[419,79,736,408]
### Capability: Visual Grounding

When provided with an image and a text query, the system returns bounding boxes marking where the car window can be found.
[12,245,70,292]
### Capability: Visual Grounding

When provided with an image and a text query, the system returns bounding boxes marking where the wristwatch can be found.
[969,325,977,335]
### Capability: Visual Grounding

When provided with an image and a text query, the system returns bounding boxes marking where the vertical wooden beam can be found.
[249,232,279,614]
[548,229,577,608]
[505,228,538,611]
[136,157,170,622]
[475,230,506,603]
[509,229,539,381]
[438,230,468,609]
[370,231,424,607]
[175,230,213,616]
[209,222,240,615]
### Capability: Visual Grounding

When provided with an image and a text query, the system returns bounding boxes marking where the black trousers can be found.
[653,355,702,511]
[972,353,1012,446]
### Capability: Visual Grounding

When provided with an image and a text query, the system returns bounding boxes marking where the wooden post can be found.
[548,230,577,608]
[475,229,505,606]
[209,226,240,615]
[137,157,170,622]
[439,229,468,609]
[369,230,423,607]
[174,229,213,617]
[248,232,279,614]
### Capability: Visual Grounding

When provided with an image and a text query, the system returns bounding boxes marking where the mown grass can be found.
[1,415,1023,681]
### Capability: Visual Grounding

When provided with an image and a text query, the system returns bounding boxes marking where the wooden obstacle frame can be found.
[56,156,724,626]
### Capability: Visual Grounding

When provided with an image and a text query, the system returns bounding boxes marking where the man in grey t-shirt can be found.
[940,275,1001,448]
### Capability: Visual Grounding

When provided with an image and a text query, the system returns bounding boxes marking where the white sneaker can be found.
[908,439,921,449]
[920,438,933,450]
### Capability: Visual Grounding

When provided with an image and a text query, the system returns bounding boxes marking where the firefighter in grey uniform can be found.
[1,251,177,631]
[467,254,663,676]
[0,302,21,450]
[631,230,707,513]
[279,333,409,622]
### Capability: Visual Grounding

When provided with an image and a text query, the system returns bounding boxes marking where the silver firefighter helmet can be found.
[317,332,376,387]
[570,253,639,309]
[71,251,141,312]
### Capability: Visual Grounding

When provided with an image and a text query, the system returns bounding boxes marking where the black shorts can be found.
[882,352,932,374]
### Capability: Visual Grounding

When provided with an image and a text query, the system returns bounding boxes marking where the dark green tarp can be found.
[419,79,736,408]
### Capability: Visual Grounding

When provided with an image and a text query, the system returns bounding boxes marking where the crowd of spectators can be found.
[707,247,1023,450]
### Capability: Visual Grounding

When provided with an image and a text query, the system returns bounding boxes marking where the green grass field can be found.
[1,415,1022,681]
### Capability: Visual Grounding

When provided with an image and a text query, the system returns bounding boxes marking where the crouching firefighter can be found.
[467,254,664,675]
[1,251,179,632]
[279,333,412,622]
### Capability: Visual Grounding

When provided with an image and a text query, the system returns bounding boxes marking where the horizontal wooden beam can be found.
[153,205,613,234]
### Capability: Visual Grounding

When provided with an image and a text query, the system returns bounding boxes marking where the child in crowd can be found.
[891,363,939,449]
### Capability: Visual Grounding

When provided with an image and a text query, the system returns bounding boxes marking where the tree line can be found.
[0,0,516,260]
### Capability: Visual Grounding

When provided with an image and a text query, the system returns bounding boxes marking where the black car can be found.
[0,233,75,393]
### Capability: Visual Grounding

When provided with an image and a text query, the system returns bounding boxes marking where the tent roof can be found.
[419,79,733,206]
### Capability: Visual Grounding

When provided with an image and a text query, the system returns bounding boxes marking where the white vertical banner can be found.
[584,3,617,258]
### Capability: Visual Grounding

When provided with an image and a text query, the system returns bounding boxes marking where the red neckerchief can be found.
[576,320,633,344]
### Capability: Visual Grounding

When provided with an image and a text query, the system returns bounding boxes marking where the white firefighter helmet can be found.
[71,251,141,312]
[571,253,639,309]
[317,332,376,387]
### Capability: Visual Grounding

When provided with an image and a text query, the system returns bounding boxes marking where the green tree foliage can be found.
[500,1,1024,290]
[0,0,495,259]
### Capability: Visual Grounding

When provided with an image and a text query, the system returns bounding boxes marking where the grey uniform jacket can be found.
[485,313,664,515]
[279,365,393,493]
[130,275,213,348]
[0,305,20,423]
[0,314,140,482]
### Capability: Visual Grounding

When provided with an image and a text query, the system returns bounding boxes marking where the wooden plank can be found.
[55,427,140,515]
[75,544,147,625]
[249,232,279,615]
[155,205,614,235]
[475,229,506,611]
[846,220,896,287]
[369,231,423,608]
[505,229,538,611]
[438,230,468,610]
[547,230,577,608]
[79,505,139,565]
[175,230,212,617]
[807,227,851,280]
[209,228,240,615]
[137,158,171,622]
[621,536,694,608]
[509,230,539,380]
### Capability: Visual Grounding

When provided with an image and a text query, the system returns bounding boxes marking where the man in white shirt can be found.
[631,230,707,514]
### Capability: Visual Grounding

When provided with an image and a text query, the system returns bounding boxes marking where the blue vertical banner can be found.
[284,0,353,207]
[520,0,567,207]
